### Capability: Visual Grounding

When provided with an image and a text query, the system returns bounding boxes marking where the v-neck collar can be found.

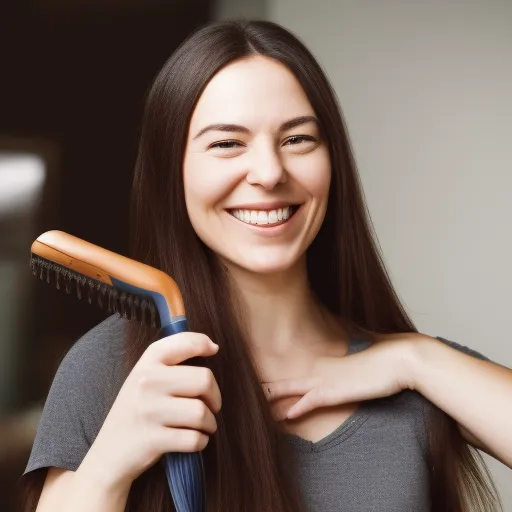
[283,337,375,453]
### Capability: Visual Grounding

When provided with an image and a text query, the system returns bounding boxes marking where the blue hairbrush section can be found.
[160,318,189,337]
[109,276,205,512]
[165,452,205,512]
[110,277,172,325]
[159,316,204,512]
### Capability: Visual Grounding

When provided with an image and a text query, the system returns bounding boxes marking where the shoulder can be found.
[51,313,129,402]
[56,314,128,384]
[350,332,490,440]
[434,335,490,361]
[363,331,490,362]
[56,314,129,409]
[66,313,128,361]
[62,313,130,368]
[388,336,490,440]
[23,314,130,474]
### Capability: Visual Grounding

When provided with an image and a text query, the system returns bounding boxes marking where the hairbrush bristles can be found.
[30,254,160,328]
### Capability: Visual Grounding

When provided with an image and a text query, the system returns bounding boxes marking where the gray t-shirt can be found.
[24,315,488,511]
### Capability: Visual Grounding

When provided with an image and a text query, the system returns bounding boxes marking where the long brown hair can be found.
[19,18,501,512]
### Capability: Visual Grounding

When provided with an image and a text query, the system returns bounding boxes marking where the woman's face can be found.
[183,55,331,275]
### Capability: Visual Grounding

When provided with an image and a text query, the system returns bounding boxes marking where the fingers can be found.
[269,397,301,421]
[155,426,211,453]
[263,377,315,402]
[142,365,222,414]
[147,397,218,435]
[149,332,219,366]
[287,388,338,419]
[286,391,317,419]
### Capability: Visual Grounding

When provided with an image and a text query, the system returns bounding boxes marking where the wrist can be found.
[77,444,134,497]
[404,334,440,392]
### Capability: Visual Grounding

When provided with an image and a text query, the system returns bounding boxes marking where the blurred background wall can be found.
[0,1,211,510]
[1,0,511,510]
[264,0,512,508]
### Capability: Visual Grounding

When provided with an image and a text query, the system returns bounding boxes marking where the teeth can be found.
[257,211,267,224]
[231,206,295,226]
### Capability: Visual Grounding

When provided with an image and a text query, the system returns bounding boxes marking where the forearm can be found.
[60,451,132,512]
[68,470,130,510]
[409,336,512,468]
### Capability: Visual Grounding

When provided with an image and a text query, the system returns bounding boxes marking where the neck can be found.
[224,256,348,379]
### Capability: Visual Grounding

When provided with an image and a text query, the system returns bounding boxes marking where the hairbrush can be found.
[30,230,204,512]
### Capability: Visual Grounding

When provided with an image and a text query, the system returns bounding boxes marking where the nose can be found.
[245,143,287,190]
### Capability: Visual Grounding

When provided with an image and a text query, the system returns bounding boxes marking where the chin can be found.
[221,250,304,276]
[242,262,294,275]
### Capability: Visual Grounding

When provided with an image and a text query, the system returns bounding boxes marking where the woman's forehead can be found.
[188,56,315,134]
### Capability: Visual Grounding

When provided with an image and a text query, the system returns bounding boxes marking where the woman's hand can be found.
[82,332,221,490]
[263,333,426,420]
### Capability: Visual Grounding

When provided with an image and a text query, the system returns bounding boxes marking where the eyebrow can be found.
[192,115,320,140]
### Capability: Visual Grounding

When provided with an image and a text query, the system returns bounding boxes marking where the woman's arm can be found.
[409,336,512,468]
[36,458,132,512]
[263,332,512,468]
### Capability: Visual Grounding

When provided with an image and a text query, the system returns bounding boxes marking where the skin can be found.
[183,55,331,277]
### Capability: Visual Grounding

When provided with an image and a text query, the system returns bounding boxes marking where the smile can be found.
[227,205,301,227]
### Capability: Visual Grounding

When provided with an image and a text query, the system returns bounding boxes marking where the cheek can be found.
[183,154,240,222]
[293,150,331,200]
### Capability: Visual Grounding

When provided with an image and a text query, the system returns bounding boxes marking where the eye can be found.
[209,140,242,149]
[284,135,317,146]
[208,135,317,152]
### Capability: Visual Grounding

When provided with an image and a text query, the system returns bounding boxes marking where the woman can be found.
[20,18,511,512]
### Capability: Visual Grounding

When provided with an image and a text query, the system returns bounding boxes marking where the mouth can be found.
[226,204,302,228]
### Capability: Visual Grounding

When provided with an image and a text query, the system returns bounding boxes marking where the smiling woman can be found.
[183,56,330,275]
[19,18,509,512]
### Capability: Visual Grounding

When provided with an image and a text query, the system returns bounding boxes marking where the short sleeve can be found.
[435,336,490,361]
[23,315,128,475]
